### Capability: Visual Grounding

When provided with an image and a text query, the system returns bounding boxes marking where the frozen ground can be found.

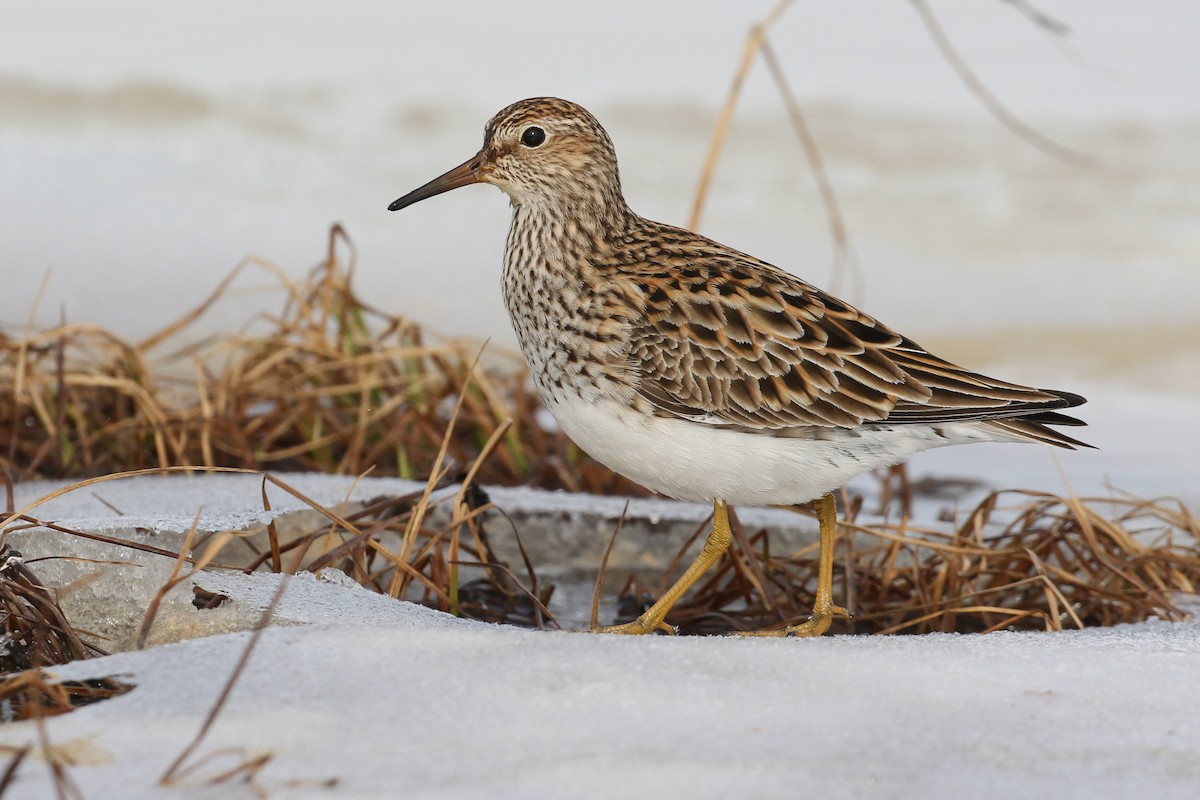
[0,567,1198,799]
[1,465,1197,797]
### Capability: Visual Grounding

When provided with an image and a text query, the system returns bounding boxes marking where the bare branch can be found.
[759,36,863,297]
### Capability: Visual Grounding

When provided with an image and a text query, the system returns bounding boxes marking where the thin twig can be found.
[758,36,863,296]
[160,573,291,786]
[1001,0,1070,36]
[689,0,793,230]
[591,501,630,631]
[910,0,1095,167]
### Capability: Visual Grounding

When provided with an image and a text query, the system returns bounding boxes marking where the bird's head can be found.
[388,97,625,214]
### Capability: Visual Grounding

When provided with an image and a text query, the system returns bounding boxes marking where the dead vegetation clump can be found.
[652,490,1200,636]
[0,541,132,722]
[197,476,1197,638]
[191,477,557,630]
[0,544,100,673]
[0,225,644,497]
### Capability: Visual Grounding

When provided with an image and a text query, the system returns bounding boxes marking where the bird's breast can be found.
[502,228,634,406]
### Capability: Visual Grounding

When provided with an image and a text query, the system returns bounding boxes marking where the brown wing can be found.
[625,248,1085,435]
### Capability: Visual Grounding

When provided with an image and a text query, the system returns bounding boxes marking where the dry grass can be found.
[204,478,557,628]
[0,543,101,673]
[0,228,588,721]
[0,225,642,496]
[651,490,1200,635]
[0,538,133,721]
[0,670,133,723]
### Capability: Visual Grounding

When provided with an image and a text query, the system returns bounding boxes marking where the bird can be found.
[388,97,1090,636]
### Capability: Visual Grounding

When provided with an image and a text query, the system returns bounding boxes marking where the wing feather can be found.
[622,237,1086,444]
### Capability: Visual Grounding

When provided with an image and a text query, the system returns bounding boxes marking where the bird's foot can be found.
[783,603,853,638]
[738,603,853,638]
[593,614,677,635]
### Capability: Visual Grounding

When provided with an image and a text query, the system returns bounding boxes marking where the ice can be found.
[1,525,196,652]
[9,472,414,536]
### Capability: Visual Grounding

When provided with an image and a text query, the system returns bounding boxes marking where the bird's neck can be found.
[500,191,636,402]
[504,189,632,281]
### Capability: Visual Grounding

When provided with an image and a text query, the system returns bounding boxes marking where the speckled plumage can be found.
[389,97,1091,634]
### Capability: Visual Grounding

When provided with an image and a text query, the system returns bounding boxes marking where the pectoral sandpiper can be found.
[389,97,1090,636]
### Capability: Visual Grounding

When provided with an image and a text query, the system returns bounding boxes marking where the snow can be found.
[0,568,1196,799]
[7,471,798,536]
[0,468,1197,797]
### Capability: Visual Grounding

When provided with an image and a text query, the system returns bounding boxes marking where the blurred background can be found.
[2,0,1197,499]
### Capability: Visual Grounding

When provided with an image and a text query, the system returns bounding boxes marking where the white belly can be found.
[547,396,994,505]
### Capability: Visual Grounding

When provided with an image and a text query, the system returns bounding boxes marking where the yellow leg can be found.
[741,492,852,638]
[596,500,733,635]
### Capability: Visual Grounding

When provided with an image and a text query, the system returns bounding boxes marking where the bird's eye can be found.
[521,126,546,148]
